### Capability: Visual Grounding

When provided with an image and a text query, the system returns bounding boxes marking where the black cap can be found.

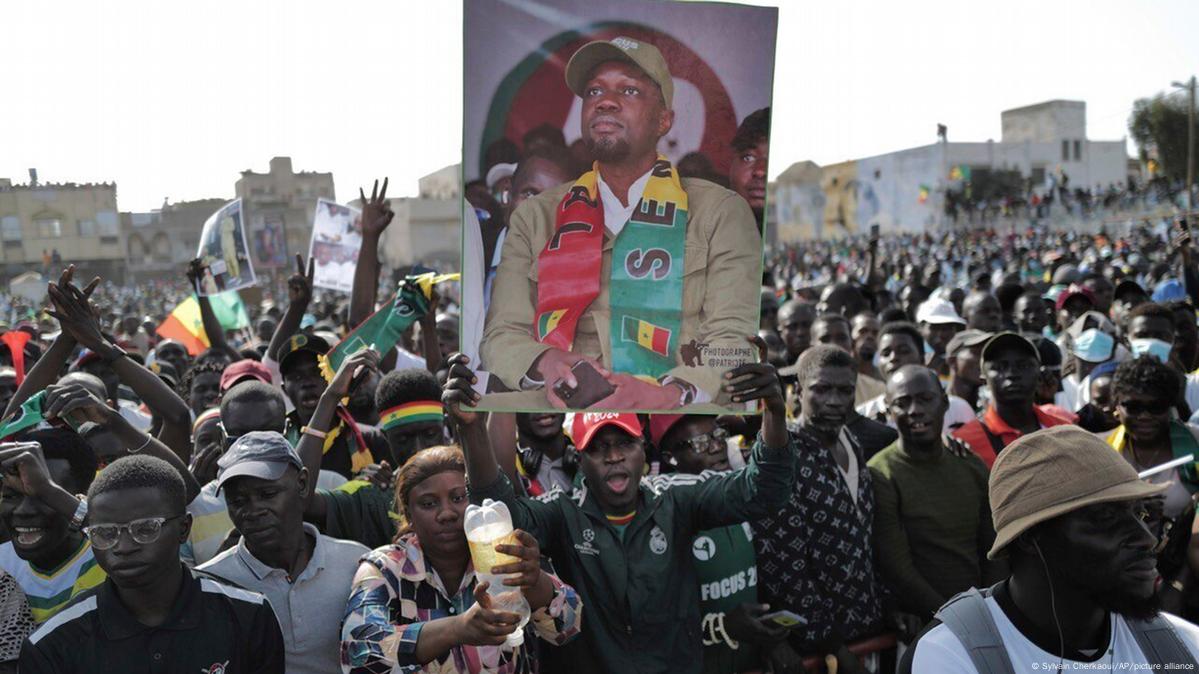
[1114,279,1148,302]
[946,329,992,358]
[981,332,1041,366]
[278,333,331,373]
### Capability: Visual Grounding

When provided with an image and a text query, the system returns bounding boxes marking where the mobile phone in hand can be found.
[552,361,615,408]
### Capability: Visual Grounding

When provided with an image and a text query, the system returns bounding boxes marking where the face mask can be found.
[1130,338,1173,363]
[1073,329,1114,363]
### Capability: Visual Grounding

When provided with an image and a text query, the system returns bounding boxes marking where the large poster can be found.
[251,212,289,269]
[308,198,362,293]
[196,199,257,296]
[463,0,776,413]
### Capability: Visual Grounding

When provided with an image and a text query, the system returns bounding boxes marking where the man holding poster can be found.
[196,199,257,296]
[481,36,762,411]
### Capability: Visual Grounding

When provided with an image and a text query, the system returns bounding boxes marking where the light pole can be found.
[1173,76,1196,213]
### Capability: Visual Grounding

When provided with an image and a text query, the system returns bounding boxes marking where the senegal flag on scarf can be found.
[319,272,459,381]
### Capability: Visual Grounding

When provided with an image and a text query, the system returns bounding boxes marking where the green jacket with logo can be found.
[469,433,795,674]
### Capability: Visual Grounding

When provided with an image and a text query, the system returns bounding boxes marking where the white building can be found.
[769,100,1132,240]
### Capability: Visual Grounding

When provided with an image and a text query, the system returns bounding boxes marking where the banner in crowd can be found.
[195,199,257,296]
[308,199,362,293]
[463,0,774,413]
[319,272,459,380]
[250,212,289,269]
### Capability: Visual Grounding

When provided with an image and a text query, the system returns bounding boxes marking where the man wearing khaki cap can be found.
[903,426,1199,672]
[481,36,761,412]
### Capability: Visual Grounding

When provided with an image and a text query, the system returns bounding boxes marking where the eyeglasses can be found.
[1118,400,1172,416]
[677,428,729,455]
[83,515,185,550]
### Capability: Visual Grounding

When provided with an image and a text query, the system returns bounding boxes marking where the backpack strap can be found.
[977,417,1006,457]
[934,584,1014,674]
[1128,614,1199,669]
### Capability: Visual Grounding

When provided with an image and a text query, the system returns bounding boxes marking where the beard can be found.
[1095,584,1161,621]
[585,134,631,163]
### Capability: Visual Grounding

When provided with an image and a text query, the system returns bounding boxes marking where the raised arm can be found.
[296,348,380,524]
[46,275,192,459]
[682,338,795,531]
[5,267,94,418]
[43,382,201,502]
[187,258,243,363]
[443,353,566,547]
[349,179,394,329]
[267,254,314,362]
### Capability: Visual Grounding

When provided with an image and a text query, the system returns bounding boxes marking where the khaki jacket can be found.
[481,177,761,407]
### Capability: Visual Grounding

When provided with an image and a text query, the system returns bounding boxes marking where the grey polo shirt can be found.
[199,522,368,674]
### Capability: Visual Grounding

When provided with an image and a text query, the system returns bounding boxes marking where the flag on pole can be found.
[320,272,460,381]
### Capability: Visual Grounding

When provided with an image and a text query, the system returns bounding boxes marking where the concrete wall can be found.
[0,182,125,279]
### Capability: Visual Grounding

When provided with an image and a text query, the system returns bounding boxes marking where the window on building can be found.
[1031,167,1046,185]
[96,211,118,236]
[35,218,61,238]
[78,219,96,237]
[1073,140,1082,161]
[1,216,21,241]
[1062,140,1070,162]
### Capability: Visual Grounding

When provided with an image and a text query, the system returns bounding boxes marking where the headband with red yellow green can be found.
[380,401,444,430]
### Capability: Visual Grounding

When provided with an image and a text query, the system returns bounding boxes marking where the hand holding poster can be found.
[308,198,362,293]
[195,199,257,296]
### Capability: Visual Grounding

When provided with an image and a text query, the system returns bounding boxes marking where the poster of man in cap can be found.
[462,0,777,413]
[195,198,257,296]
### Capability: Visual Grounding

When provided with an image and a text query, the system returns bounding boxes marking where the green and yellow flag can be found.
[319,272,459,381]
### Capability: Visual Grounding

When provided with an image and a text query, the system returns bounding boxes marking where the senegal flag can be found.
[918,184,930,204]
[621,316,671,357]
[156,296,209,355]
[537,309,567,341]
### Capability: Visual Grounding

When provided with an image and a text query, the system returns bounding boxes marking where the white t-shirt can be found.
[944,395,978,432]
[912,596,1199,672]
[596,169,652,237]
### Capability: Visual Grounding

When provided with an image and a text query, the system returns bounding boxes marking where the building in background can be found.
[236,156,335,278]
[352,164,460,275]
[769,100,1132,241]
[0,173,126,282]
[123,197,230,281]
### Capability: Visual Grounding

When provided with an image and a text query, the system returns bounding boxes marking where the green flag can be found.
[320,272,458,380]
[208,290,251,330]
[0,391,46,439]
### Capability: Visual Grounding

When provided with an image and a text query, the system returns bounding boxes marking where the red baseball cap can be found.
[220,359,273,393]
[648,414,685,448]
[1054,284,1095,313]
[570,413,643,451]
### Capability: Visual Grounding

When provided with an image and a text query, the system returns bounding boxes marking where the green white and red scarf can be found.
[535,156,687,377]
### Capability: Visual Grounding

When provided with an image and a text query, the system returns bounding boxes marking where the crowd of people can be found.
[1,201,1198,672]
[5,43,1199,674]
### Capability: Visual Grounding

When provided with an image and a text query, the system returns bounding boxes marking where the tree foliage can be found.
[1129,93,1193,181]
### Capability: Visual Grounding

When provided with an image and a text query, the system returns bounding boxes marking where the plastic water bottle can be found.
[464,499,531,648]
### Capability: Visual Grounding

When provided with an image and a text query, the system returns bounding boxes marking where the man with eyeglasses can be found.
[953,333,1075,469]
[650,413,784,673]
[20,454,284,673]
[199,431,368,674]
[868,365,1003,624]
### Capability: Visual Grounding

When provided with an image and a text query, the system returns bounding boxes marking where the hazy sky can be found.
[3,0,1195,212]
